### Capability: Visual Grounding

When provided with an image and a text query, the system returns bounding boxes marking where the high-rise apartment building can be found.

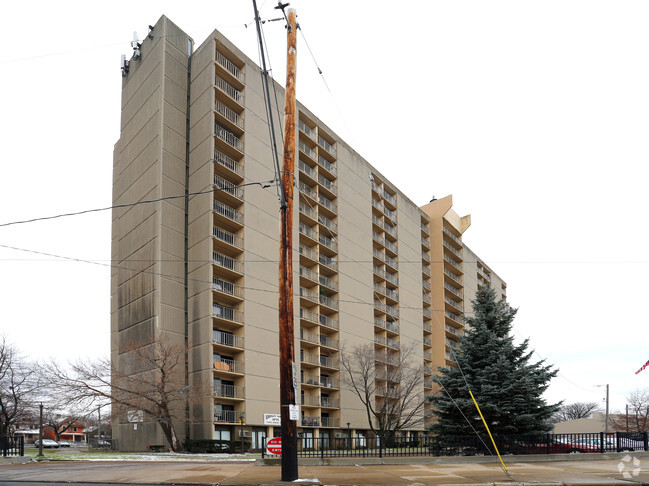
[111,16,506,451]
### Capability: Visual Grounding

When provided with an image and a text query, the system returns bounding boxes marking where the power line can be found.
[0,178,274,229]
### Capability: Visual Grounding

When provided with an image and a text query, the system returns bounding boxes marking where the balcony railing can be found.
[318,175,337,195]
[213,357,244,374]
[299,245,318,261]
[215,124,243,152]
[214,384,245,399]
[320,397,340,408]
[212,277,243,299]
[319,255,337,272]
[213,304,244,324]
[298,180,317,200]
[214,149,243,177]
[320,314,339,330]
[444,269,463,284]
[298,120,316,140]
[216,51,244,83]
[319,274,338,291]
[299,265,318,282]
[319,334,339,348]
[318,136,336,157]
[214,174,243,200]
[384,272,398,286]
[299,160,317,179]
[299,223,318,241]
[318,194,337,213]
[213,251,243,274]
[213,226,243,249]
[318,215,337,234]
[213,330,244,348]
[299,287,319,304]
[299,141,317,159]
[215,75,243,104]
[319,294,338,310]
[214,409,244,423]
[215,99,244,129]
[318,155,336,176]
[444,283,463,299]
[299,202,317,220]
[443,241,463,259]
[445,297,463,311]
[443,226,462,246]
[214,200,243,225]
[446,324,464,337]
[383,191,396,207]
[302,416,320,427]
[443,255,462,272]
[318,234,337,252]
[321,416,340,427]
[300,307,319,324]
[445,311,463,323]
[421,222,430,235]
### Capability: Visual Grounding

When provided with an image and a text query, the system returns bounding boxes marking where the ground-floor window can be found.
[214,427,231,441]
[251,428,266,451]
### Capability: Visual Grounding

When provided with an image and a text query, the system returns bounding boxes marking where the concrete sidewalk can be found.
[1,453,649,485]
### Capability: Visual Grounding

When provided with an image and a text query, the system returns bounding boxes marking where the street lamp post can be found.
[37,403,43,457]
[347,422,351,451]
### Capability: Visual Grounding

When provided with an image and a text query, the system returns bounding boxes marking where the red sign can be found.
[266,437,282,455]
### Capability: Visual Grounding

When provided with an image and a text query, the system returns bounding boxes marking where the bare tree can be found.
[0,336,40,436]
[551,402,603,423]
[46,337,198,451]
[340,341,426,443]
[608,388,649,432]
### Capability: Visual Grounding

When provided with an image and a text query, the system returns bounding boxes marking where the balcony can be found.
[212,277,244,300]
[421,222,430,235]
[443,226,462,247]
[213,304,244,325]
[301,416,320,427]
[214,384,245,400]
[384,239,398,255]
[444,282,463,299]
[423,308,432,319]
[216,51,244,85]
[301,395,321,407]
[214,409,245,423]
[214,149,244,181]
[321,416,340,427]
[215,74,244,107]
[443,255,463,272]
[299,245,318,264]
[423,322,432,333]
[298,119,316,140]
[318,155,336,176]
[384,272,398,286]
[383,191,396,208]
[384,207,397,223]
[299,287,319,305]
[444,269,463,284]
[215,124,244,156]
[422,280,431,291]
[320,397,340,408]
[318,234,337,253]
[446,324,464,338]
[317,193,337,215]
[318,214,337,234]
[319,254,337,273]
[299,265,318,284]
[443,241,463,259]
[421,236,430,249]
[214,200,243,228]
[319,355,339,369]
[299,202,317,222]
[213,226,243,251]
[299,160,317,181]
[386,338,399,349]
[320,314,339,330]
[318,175,337,196]
[300,307,319,324]
[319,294,339,311]
[298,180,317,201]
[214,174,243,203]
[299,141,317,161]
[445,297,463,312]
[213,330,244,349]
[215,99,244,131]
[319,334,339,349]
[213,251,243,277]
[319,274,338,292]
[299,223,318,242]
[445,311,463,325]
[318,135,336,158]
[213,357,244,374]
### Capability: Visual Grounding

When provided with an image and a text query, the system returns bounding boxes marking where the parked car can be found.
[34,439,59,448]
[57,441,71,447]
[516,438,599,454]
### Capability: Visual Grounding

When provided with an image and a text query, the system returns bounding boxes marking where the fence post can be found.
[320,437,324,459]
[599,432,605,454]
[546,433,551,454]
[644,431,648,452]
[379,436,383,458]
[261,437,265,459]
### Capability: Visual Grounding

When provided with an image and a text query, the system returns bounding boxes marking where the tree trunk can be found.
[158,420,180,452]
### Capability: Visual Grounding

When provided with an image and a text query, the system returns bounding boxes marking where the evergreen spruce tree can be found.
[429,285,560,436]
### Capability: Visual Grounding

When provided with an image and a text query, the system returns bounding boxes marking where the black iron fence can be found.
[1,436,24,457]
[261,432,649,458]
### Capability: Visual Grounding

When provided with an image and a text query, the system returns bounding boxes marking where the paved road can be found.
[2,456,649,485]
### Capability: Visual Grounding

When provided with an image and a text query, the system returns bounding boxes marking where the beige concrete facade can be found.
[111,16,507,450]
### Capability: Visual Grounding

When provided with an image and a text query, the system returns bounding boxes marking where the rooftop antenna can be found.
[120,55,130,77]
[131,32,141,61]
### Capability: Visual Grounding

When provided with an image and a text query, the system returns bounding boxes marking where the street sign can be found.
[266,437,282,455]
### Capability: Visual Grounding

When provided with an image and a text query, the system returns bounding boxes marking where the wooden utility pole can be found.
[278,7,298,482]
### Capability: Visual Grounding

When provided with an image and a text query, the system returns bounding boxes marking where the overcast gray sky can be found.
[1,1,648,414]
